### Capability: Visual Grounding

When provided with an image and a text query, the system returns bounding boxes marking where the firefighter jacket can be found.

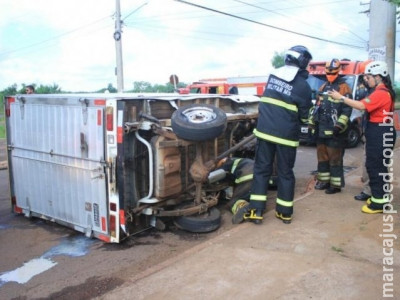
[253,68,312,147]
[221,157,253,185]
[309,78,352,139]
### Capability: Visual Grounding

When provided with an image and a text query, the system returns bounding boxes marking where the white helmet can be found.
[365,61,388,77]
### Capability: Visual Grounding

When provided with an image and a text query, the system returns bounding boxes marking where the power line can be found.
[0,15,112,58]
[174,0,365,49]
[233,0,367,43]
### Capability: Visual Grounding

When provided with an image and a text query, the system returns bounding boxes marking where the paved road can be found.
[0,139,366,299]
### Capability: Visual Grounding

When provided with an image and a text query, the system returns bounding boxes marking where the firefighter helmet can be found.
[284,45,312,69]
[325,59,340,74]
[359,60,373,74]
[325,59,340,83]
[365,61,388,77]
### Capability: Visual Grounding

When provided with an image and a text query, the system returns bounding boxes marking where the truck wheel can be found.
[346,124,361,148]
[174,207,221,233]
[171,104,227,141]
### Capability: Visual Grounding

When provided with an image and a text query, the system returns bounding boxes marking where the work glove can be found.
[333,123,345,136]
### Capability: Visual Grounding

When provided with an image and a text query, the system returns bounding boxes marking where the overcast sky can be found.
[0,0,398,92]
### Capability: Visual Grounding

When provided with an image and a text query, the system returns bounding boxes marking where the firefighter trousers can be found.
[225,181,252,211]
[250,139,296,215]
[316,139,344,188]
[365,122,396,209]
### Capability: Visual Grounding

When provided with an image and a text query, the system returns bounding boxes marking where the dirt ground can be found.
[1,139,399,299]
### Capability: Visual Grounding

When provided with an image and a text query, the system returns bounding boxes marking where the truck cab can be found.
[300,60,369,147]
[179,76,268,97]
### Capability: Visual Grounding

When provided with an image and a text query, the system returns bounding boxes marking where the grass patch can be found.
[0,97,4,139]
[331,246,344,253]
[0,113,4,139]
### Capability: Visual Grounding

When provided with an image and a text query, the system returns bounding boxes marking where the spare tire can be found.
[174,207,221,233]
[171,104,227,141]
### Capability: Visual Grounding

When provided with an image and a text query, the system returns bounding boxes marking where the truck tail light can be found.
[106,107,114,131]
[110,215,116,237]
[5,97,15,117]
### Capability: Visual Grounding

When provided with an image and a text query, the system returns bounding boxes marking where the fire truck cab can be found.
[179,76,268,97]
[301,59,369,148]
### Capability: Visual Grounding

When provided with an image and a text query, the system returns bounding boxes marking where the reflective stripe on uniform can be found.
[318,172,330,181]
[254,129,299,147]
[322,97,342,104]
[330,176,341,187]
[231,158,242,174]
[235,174,253,184]
[260,97,298,112]
[250,194,267,202]
[276,198,293,207]
[338,115,349,124]
[370,196,387,204]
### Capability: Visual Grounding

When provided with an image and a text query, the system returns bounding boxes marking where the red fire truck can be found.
[179,76,268,96]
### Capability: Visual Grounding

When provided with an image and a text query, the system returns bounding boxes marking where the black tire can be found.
[171,104,227,141]
[346,124,361,148]
[174,207,221,233]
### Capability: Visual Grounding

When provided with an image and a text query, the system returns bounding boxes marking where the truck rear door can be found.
[6,95,109,239]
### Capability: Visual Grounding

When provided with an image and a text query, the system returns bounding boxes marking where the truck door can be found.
[6,96,109,239]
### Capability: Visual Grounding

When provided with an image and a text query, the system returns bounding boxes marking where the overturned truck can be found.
[4,93,259,243]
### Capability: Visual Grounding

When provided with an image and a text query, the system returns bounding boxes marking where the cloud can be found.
[0,0,397,92]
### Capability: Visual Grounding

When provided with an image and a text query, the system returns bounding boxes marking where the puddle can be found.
[42,235,95,259]
[0,258,56,285]
[0,224,11,230]
[0,236,96,287]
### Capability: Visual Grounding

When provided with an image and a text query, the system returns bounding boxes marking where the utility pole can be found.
[114,0,124,92]
[368,0,396,79]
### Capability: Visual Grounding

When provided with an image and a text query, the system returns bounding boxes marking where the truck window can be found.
[355,76,369,100]
[342,75,356,96]
[209,87,217,94]
[306,75,325,97]
[190,88,201,93]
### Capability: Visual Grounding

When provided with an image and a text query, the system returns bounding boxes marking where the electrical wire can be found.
[174,0,365,49]
[233,0,368,43]
[0,15,113,57]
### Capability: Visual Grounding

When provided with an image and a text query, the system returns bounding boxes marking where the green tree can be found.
[385,0,400,22]
[386,0,400,5]
[129,81,187,93]
[2,84,18,96]
[33,83,61,94]
[96,83,118,93]
[271,51,285,68]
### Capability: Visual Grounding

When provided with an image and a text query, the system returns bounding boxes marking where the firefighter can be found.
[328,61,396,213]
[215,157,254,224]
[309,59,352,194]
[233,45,313,224]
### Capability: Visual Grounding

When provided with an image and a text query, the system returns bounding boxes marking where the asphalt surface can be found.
[95,141,400,300]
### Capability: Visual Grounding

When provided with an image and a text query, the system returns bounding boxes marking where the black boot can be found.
[315,181,330,190]
[354,192,370,201]
[243,208,263,224]
[325,187,341,194]
[275,211,292,224]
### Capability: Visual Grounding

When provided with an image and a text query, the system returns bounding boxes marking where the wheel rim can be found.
[181,107,216,124]
[348,129,357,144]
